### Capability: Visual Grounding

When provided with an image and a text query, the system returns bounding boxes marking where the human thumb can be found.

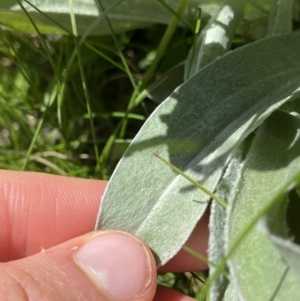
[0,231,157,301]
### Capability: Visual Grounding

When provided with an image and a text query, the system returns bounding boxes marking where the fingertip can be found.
[75,231,157,301]
[0,230,157,301]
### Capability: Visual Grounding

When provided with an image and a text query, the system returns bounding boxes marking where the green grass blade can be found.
[84,43,128,73]
[154,153,227,208]
[141,0,189,89]
[16,0,62,84]
[119,0,189,139]
[95,0,137,91]
[68,0,100,172]
[21,110,47,171]
[156,0,193,30]
[183,246,229,276]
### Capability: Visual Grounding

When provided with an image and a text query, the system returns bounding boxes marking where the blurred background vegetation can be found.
[0,22,194,179]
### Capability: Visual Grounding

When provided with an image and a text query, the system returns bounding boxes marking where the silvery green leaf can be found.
[97,34,300,266]
[267,0,293,36]
[262,232,300,283]
[209,141,250,301]
[209,204,228,301]
[226,111,300,300]
[185,0,245,79]
[261,181,300,283]
[223,281,240,301]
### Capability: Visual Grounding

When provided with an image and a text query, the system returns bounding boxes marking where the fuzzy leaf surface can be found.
[267,0,293,36]
[185,0,245,79]
[223,281,240,301]
[226,111,300,300]
[208,141,250,301]
[261,197,300,283]
[96,34,300,265]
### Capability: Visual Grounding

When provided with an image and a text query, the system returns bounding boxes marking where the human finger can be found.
[0,230,156,301]
[0,170,209,272]
[0,170,107,261]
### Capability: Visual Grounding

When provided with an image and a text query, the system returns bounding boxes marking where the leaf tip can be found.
[153,152,160,159]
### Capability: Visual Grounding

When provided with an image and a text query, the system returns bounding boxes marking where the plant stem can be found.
[119,0,189,139]
[140,0,189,90]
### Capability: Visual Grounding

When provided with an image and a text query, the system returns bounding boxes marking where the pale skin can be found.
[0,170,209,301]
